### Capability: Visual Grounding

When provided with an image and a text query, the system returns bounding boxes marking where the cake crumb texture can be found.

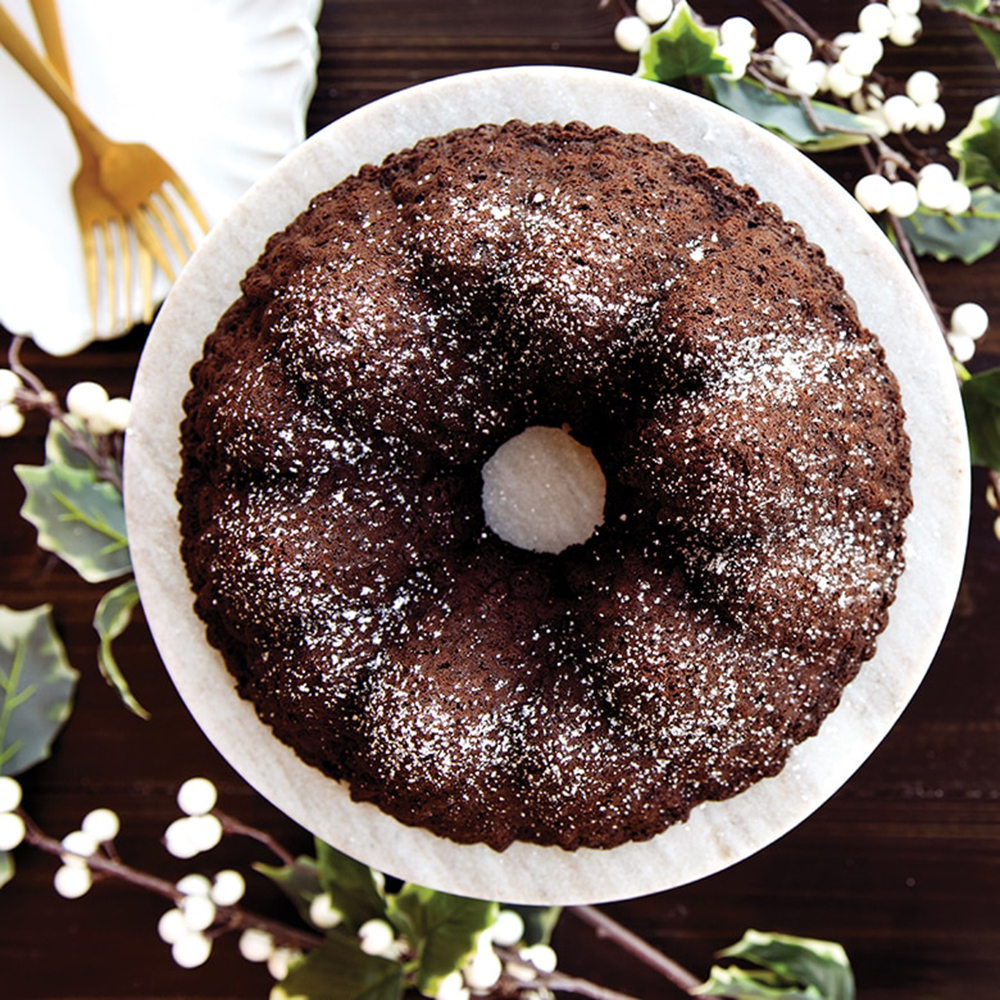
[178,121,912,851]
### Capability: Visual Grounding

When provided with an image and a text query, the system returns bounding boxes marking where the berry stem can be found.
[213,809,303,870]
[568,905,714,996]
[6,336,124,492]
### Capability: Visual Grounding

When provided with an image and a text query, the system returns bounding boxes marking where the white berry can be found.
[54,863,92,898]
[720,16,756,46]
[0,403,24,438]
[825,61,864,98]
[0,369,22,406]
[0,811,26,851]
[520,943,558,974]
[614,16,650,53]
[211,869,246,906]
[914,101,946,133]
[881,93,918,132]
[165,817,201,859]
[888,13,922,46]
[61,829,99,863]
[177,777,218,816]
[840,33,883,76]
[185,813,224,853]
[858,3,894,38]
[435,970,469,1000]
[491,909,526,947]
[944,183,972,215]
[786,60,826,97]
[176,872,213,897]
[358,918,396,957]
[65,381,109,421]
[0,776,22,813]
[635,0,673,26]
[854,173,893,213]
[718,42,752,81]
[239,928,276,963]
[172,931,212,969]
[773,31,812,69]
[180,893,217,932]
[917,165,958,212]
[465,947,503,991]
[947,332,977,363]
[886,180,920,217]
[267,947,299,981]
[308,891,343,929]
[906,70,940,105]
[951,302,989,340]
[81,807,120,843]
[89,396,132,435]
[157,908,189,944]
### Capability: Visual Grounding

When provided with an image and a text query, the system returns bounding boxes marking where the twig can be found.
[569,905,714,997]
[20,810,324,952]
[214,809,304,870]
[924,0,1000,33]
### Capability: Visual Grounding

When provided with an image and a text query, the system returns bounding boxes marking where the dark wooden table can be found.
[2,2,999,997]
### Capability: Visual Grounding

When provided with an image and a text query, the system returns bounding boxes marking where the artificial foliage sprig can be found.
[0,771,855,1000]
[606,0,1000,537]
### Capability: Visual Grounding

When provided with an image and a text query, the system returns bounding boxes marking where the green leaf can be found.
[255,855,325,926]
[510,904,562,946]
[93,579,148,719]
[694,964,821,999]
[897,185,1000,263]
[637,1,729,82]
[693,929,855,1000]
[15,463,131,584]
[971,24,1000,71]
[961,367,1000,469]
[706,77,873,152]
[45,416,98,472]
[0,849,13,890]
[949,96,1000,189]
[936,0,988,10]
[271,932,403,1000]
[388,885,498,997]
[0,604,78,776]
[315,839,387,932]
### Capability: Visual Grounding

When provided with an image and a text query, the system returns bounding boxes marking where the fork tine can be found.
[169,174,210,235]
[145,196,193,262]
[78,217,99,334]
[135,236,154,323]
[130,210,176,282]
[96,217,117,334]
[112,214,130,330]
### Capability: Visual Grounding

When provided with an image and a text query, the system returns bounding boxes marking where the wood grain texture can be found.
[1,2,999,997]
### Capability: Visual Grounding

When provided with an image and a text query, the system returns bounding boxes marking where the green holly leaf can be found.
[961,367,1000,469]
[388,886,498,997]
[0,604,78,776]
[693,929,855,1000]
[93,579,148,719]
[511,904,562,946]
[897,185,1000,263]
[707,77,873,152]
[315,839,387,932]
[949,96,1000,189]
[637,1,729,82]
[935,0,988,10]
[254,855,325,926]
[270,932,403,1000]
[15,462,130,584]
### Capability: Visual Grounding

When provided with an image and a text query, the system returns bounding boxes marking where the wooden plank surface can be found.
[2,2,999,997]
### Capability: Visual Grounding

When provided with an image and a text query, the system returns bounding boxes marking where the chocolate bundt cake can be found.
[178,120,912,851]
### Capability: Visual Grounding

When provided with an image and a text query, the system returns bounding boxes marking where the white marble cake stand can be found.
[125,66,969,906]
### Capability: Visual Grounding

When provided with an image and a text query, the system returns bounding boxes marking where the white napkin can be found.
[0,0,321,355]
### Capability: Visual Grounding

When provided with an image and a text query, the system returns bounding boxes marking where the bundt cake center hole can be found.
[481,425,606,555]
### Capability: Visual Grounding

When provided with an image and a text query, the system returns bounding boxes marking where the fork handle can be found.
[28,0,71,87]
[0,4,108,153]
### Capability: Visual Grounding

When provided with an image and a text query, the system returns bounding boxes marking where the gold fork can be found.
[0,4,209,320]
[26,0,153,332]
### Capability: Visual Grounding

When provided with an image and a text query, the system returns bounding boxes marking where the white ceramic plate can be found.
[126,66,969,905]
[0,0,321,356]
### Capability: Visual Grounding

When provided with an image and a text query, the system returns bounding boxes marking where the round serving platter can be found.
[125,65,969,905]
